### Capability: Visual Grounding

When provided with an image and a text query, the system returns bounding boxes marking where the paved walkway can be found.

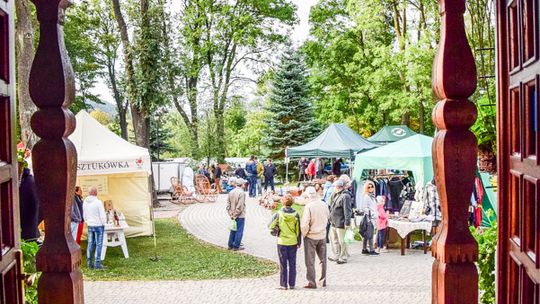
[85,195,432,304]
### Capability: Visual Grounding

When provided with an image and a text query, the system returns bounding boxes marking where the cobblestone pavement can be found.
[85,195,432,304]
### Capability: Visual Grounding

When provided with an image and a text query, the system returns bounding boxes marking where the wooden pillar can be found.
[29,1,83,303]
[431,1,478,303]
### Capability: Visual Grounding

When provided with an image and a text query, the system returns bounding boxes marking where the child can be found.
[376,195,389,253]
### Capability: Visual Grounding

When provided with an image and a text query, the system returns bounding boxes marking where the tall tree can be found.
[112,0,166,148]
[265,48,319,159]
[15,0,37,148]
[201,0,297,162]
[93,0,128,140]
[64,1,104,112]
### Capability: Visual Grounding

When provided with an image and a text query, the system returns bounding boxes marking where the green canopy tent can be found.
[368,125,417,144]
[353,134,434,187]
[287,123,378,159]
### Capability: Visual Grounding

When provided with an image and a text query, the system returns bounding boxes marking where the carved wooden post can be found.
[431,0,478,303]
[29,0,83,303]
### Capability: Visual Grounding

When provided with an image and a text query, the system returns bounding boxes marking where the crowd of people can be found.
[226,168,392,290]
[297,157,345,181]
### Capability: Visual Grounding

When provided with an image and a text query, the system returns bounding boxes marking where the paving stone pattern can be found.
[85,195,431,304]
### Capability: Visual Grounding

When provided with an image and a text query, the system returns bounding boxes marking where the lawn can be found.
[81,218,278,281]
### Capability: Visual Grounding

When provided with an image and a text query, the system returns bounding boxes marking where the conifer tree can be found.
[265,47,319,159]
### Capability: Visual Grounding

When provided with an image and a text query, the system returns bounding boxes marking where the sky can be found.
[90,0,317,107]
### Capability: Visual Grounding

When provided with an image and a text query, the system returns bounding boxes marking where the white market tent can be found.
[69,111,153,237]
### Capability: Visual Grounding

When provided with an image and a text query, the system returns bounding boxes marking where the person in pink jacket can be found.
[376,196,389,253]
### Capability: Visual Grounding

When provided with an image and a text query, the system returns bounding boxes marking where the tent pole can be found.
[286,161,289,184]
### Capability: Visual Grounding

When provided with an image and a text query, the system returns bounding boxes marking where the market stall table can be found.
[101,221,130,260]
[388,218,432,255]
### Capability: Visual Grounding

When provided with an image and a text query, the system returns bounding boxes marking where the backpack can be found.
[359,211,374,239]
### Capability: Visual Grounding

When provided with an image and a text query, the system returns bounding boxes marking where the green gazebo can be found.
[368,125,417,144]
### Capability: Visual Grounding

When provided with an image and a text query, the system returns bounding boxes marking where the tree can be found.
[303,0,438,136]
[265,48,319,159]
[112,0,167,148]
[150,112,175,161]
[64,1,104,112]
[202,0,297,163]
[93,0,128,140]
[15,0,37,148]
[90,109,112,126]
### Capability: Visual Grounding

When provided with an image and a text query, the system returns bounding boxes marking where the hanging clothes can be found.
[388,178,404,211]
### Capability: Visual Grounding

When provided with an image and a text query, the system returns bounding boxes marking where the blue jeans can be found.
[71,222,79,241]
[377,228,386,248]
[228,218,245,249]
[278,245,297,288]
[87,225,104,268]
[256,178,262,195]
[248,175,257,197]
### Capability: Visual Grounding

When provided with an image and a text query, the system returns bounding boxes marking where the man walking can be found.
[301,187,330,288]
[264,159,277,192]
[328,179,353,264]
[83,186,107,269]
[227,178,247,250]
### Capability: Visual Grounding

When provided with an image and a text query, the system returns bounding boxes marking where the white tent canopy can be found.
[69,111,151,176]
[69,111,153,237]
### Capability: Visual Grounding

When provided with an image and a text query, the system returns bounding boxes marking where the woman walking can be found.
[269,194,301,290]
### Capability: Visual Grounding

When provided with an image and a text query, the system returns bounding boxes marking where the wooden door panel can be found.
[0,0,23,303]
[498,0,540,302]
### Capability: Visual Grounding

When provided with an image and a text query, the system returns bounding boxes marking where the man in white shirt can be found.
[83,187,107,269]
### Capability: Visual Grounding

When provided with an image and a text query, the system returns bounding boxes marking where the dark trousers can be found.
[377,228,386,248]
[228,218,245,249]
[248,175,257,197]
[278,245,297,288]
[304,237,327,287]
[264,177,275,192]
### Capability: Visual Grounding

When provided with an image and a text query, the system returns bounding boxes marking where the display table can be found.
[101,222,129,260]
[388,218,432,255]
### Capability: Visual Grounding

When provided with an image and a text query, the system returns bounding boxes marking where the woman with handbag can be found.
[268,194,301,290]
[361,180,379,255]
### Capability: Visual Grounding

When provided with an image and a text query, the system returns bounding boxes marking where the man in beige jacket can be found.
[227,178,247,251]
[301,187,330,288]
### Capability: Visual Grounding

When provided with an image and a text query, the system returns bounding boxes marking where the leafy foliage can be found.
[470,210,497,304]
[64,1,105,112]
[265,47,319,159]
[21,241,40,304]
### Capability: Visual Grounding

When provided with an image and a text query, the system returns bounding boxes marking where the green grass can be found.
[82,218,278,281]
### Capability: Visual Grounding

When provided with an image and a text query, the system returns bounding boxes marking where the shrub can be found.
[470,209,497,304]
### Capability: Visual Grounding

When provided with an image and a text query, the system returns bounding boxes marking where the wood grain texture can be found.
[29,1,83,303]
[431,0,478,303]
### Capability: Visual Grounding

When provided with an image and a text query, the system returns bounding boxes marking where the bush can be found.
[470,209,497,304]
[21,240,40,304]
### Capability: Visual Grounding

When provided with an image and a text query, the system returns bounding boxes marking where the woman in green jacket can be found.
[269,194,301,290]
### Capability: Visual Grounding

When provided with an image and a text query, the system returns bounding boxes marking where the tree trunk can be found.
[107,60,128,140]
[15,0,37,148]
[418,99,425,134]
[401,112,410,126]
[131,105,150,148]
[214,109,225,163]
